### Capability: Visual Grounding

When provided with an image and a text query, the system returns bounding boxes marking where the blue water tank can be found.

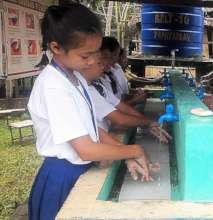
[141,4,204,57]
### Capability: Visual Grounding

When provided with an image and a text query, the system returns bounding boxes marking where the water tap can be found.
[188,78,196,88]
[196,86,205,100]
[160,87,175,100]
[158,104,179,126]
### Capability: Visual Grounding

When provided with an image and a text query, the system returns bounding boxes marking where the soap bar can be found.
[190,108,213,117]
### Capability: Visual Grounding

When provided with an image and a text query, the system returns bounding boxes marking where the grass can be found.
[0,114,42,220]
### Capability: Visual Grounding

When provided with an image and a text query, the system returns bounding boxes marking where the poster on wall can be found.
[3,1,44,77]
[0,8,3,77]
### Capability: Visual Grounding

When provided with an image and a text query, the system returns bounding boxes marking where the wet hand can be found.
[149,162,160,173]
[126,155,152,182]
[149,122,172,143]
[134,89,147,100]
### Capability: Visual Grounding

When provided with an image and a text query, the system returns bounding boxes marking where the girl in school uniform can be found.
[28,4,151,220]
[80,56,172,144]
[80,58,168,177]
[99,36,124,99]
[118,48,128,71]
[100,36,147,106]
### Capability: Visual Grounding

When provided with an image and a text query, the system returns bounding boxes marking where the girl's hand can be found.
[126,152,152,182]
[149,122,172,143]
[149,162,160,172]
[133,89,147,101]
[136,88,146,96]
[126,159,161,182]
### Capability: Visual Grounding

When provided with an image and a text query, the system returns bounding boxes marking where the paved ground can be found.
[10,203,28,220]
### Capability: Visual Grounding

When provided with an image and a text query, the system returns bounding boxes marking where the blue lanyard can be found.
[50,60,98,138]
[79,81,98,138]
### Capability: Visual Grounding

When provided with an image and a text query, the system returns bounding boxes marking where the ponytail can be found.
[35,19,49,68]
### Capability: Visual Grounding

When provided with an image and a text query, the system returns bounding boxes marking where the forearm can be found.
[98,127,122,145]
[117,101,141,117]
[125,97,139,106]
[70,135,143,161]
[108,111,146,128]
[110,108,151,128]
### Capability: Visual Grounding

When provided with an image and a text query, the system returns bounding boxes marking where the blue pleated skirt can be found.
[28,157,92,220]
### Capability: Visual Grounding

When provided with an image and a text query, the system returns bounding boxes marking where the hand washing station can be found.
[56,70,213,220]
[97,69,213,203]
[170,70,213,202]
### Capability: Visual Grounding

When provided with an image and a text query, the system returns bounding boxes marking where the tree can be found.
[58,0,141,48]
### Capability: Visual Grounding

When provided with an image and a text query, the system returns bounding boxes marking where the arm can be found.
[124,89,147,106]
[70,135,143,161]
[116,101,141,116]
[70,134,151,181]
[116,101,172,143]
[109,105,172,143]
[98,127,122,146]
[107,110,149,128]
[98,129,152,181]
[116,102,151,127]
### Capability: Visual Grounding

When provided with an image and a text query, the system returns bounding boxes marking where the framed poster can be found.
[3,1,44,77]
[0,8,3,76]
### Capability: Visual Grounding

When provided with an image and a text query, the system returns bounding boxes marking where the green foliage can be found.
[79,0,103,9]
[0,118,42,220]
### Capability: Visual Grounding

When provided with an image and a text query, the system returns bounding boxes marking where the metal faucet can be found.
[171,49,179,69]
[158,104,179,126]
[188,78,196,88]
[196,86,205,100]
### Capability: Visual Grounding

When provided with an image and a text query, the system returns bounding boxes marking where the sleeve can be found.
[90,87,116,121]
[44,87,89,144]
[122,75,129,94]
[104,87,121,107]
[117,67,129,94]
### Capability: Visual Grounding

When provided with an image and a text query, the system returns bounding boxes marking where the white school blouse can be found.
[110,63,129,99]
[28,64,98,165]
[89,85,116,131]
[100,74,114,95]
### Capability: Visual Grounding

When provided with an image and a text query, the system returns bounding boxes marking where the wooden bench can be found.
[9,120,35,144]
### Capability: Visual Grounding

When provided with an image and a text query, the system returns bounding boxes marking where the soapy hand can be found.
[149,122,172,143]
[126,158,160,182]
[126,158,151,181]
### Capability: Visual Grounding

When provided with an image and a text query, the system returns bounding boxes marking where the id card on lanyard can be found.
[50,59,98,140]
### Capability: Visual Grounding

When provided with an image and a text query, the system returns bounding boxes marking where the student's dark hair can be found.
[100,36,120,53]
[36,3,102,68]
[59,0,80,5]
[119,48,126,57]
